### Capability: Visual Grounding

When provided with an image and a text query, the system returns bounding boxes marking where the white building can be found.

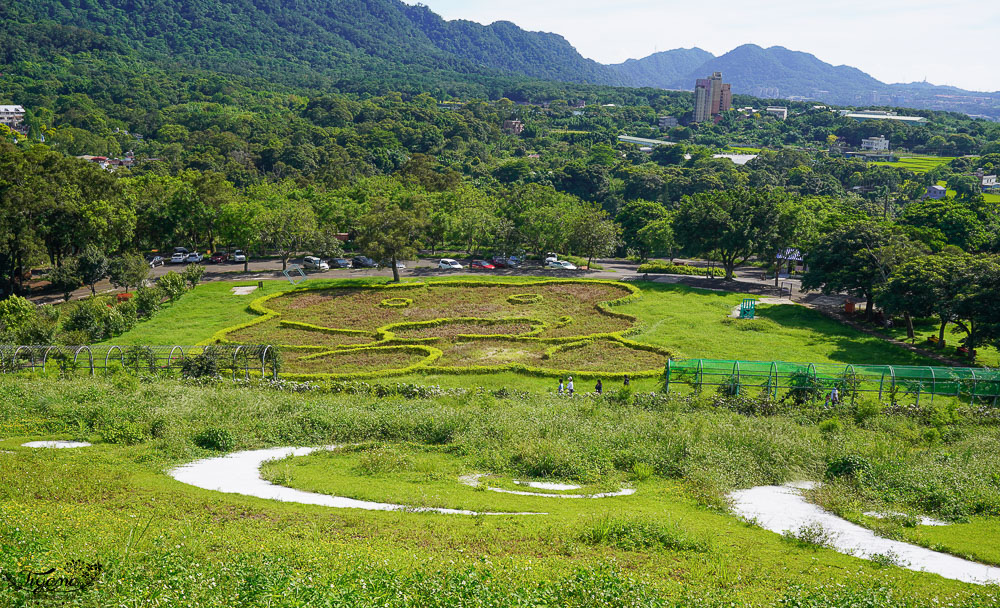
[765,106,788,120]
[861,135,890,152]
[0,105,25,131]
[658,116,678,130]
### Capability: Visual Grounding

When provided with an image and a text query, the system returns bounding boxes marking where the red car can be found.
[470,259,495,269]
[209,252,229,264]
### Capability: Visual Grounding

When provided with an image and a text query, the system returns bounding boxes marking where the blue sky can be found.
[403,0,1000,91]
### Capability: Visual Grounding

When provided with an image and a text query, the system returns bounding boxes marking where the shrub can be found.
[102,420,149,445]
[158,271,186,302]
[181,350,223,378]
[818,418,843,435]
[354,445,414,475]
[637,261,724,277]
[825,455,871,480]
[852,399,883,425]
[122,345,156,372]
[107,299,138,336]
[781,521,835,549]
[47,261,82,301]
[193,427,236,451]
[507,293,542,304]
[630,462,655,482]
[0,295,36,332]
[182,263,205,288]
[580,516,711,552]
[133,286,163,318]
[62,299,111,342]
[379,297,412,308]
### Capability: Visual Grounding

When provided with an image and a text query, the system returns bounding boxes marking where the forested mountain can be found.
[607,48,715,90]
[2,0,998,115]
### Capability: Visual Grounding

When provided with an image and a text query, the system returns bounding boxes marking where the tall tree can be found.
[355,196,428,283]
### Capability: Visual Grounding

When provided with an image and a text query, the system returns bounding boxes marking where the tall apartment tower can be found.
[693,72,732,122]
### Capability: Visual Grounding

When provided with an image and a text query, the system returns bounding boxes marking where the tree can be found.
[802,221,921,320]
[568,209,622,269]
[47,260,82,302]
[672,188,793,281]
[616,200,668,260]
[899,199,988,252]
[219,198,263,272]
[257,198,317,271]
[108,253,150,293]
[77,245,109,296]
[355,197,428,283]
[877,253,966,342]
[182,263,206,289]
[637,216,679,261]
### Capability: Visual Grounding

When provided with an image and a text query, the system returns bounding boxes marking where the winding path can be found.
[729,482,1000,585]
[169,446,543,515]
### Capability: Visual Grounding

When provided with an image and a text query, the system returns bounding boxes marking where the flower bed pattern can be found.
[211,279,672,379]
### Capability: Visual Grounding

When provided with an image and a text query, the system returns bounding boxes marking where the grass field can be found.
[102,278,938,391]
[873,155,955,173]
[2,377,1000,606]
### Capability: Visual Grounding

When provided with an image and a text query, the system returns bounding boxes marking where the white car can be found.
[547,260,577,270]
[185,252,203,263]
[170,252,187,264]
[232,250,247,263]
[438,258,463,270]
[303,256,329,271]
[544,253,559,264]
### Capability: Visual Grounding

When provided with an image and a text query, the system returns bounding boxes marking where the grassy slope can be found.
[2,377,999,606]
[873,155,955,173]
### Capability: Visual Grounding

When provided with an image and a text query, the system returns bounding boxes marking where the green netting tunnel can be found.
[665,359,1000,403]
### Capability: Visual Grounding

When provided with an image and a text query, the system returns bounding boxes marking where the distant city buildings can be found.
[658,116,678,130]
[861,135,890,152]
[751,86,779,99]
[765,106,788,120]
[0,105,26,132]
[693,72,732,123]
[502,120,524,135]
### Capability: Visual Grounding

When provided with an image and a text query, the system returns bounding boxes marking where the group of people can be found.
[557,375,629,395]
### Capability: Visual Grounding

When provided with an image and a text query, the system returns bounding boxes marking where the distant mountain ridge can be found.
[1,0,997,115]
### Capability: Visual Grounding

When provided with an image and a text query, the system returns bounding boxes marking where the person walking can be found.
[567,376,574,395]
[826,386,840,406]
[558,378,564,395]
[623,375,630,387]
[595,379,602,394]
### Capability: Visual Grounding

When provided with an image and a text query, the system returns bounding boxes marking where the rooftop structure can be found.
[861,135,890,152]
[502,120,524,135]
[765,106,788,120]
[658,116,678,130]
[839,109,928,124]
[617,135,674,147]
[926,185,947,200]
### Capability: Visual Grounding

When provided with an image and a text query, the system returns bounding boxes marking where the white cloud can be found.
[403,0,1000,91]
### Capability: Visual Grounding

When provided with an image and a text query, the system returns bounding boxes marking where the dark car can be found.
[351,256,379,268]
[172,246,189,255]
[147,255,165,268]
[491,256,519,268]
[210,252,229,264]
[470,259,495,269]
[330,258,352,269]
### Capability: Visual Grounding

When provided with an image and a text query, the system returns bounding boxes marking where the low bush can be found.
[637,261,725,277]
[193,427,236,451]
[379,297,413,308]
[158,271,187,302]
[580,516,711,552]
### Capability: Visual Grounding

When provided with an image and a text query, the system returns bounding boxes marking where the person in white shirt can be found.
[567,376,574,395]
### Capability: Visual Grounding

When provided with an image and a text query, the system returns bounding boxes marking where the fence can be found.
[665,359,1000,405]
[0,345,278,380]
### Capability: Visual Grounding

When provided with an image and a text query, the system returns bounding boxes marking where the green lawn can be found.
[2,377,999,606]
[873,155,955,173]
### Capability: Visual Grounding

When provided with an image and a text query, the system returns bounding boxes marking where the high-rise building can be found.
[693,72,732,122]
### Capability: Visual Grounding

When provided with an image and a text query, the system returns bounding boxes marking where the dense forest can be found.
[2,1,1000,352]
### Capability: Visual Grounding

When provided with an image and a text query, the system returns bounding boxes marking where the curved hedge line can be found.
[210,278,666,380]
[507,293,542,305]
[379,297,413,308]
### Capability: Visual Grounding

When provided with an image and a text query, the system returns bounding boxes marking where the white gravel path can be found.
[460,474,634,498]
[22,441,92,448]
[729,482,1000,585]
[169,446,543,515]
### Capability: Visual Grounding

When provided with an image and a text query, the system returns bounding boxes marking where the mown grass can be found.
[873,155,955,173]
[2,376,1000,606]
[620,283,933,365]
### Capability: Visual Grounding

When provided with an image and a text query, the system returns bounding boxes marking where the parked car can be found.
[394,261,406,269]
[351,256,379,268]
[470,259,495,269]
[547,260,577,270]
[169,252,187,264]
[330,258,352,269]
[209,252,229,264]
[544,253,559,264]
[303,256,329,271]
[231,250,247,263]
[172,246,190,255]
[438,258,463,270]
[185,252,204,263]
[147,255,165,268]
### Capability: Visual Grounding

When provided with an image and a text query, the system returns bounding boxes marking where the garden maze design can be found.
[213,280,671,380]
